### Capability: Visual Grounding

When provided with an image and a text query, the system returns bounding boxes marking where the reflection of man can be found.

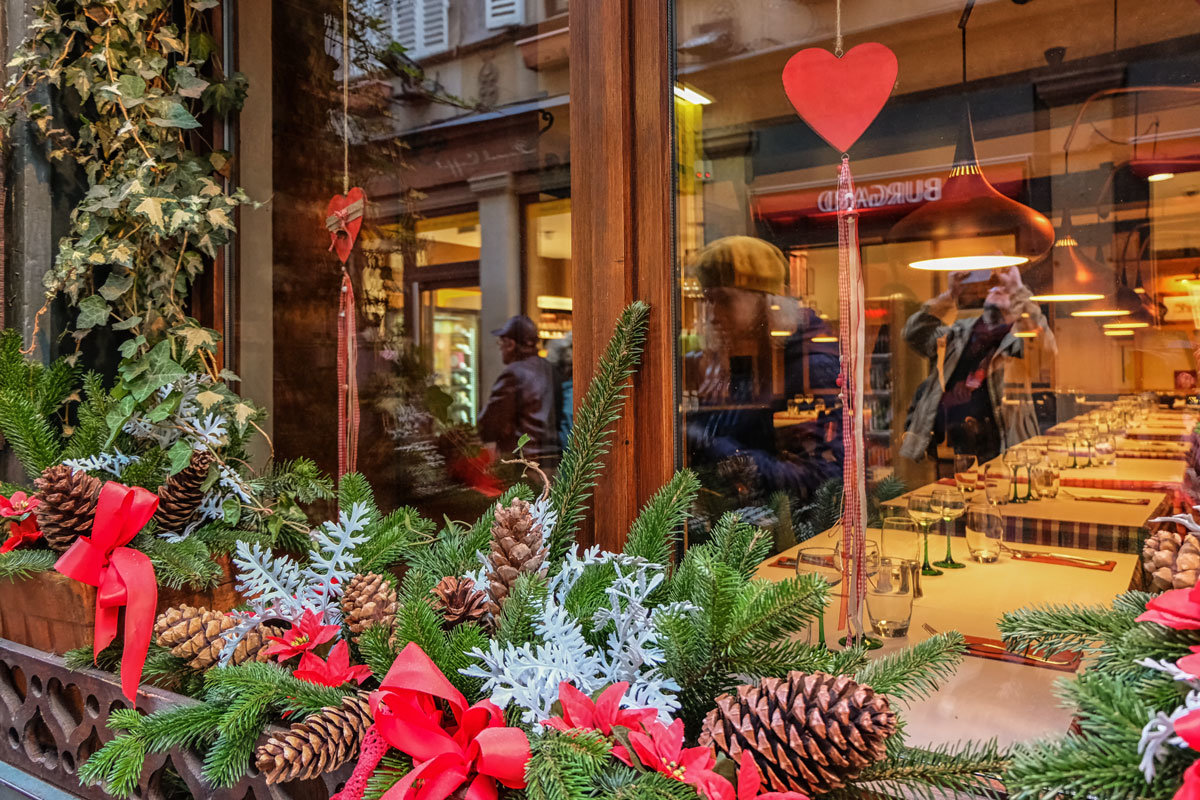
[478,315,560,462]
[901,266,1055,463]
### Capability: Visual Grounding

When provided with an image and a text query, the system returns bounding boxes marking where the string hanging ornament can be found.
[780,0,897,643]
[324,0,367,480]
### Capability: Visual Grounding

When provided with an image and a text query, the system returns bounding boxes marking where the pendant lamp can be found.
[888,105,1055,271]
[1070,247,1132,319]
[1027,210,1106,302]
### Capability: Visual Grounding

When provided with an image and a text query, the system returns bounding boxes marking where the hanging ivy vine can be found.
[1,0,259,440]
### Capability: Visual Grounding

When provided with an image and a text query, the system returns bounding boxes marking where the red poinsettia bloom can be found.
[1177,759,1200,800]
[263,609,340,661]
[0,517,42,554]
[1179,646,1200,678]
[629,718,722,792]
[1137,588,1200,630]
[543,681,658,765]
[292,641,371,687]
[0,491,38,518]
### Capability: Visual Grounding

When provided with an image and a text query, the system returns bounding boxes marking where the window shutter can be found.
[419,0,449,56]
[392,0,418,56]
[485,0,524,29]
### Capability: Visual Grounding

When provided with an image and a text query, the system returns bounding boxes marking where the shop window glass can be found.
[673,0,1200,747]
[266,0,570,519]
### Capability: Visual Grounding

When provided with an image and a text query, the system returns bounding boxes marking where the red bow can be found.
[334,643,529,800]
[54,482,159,702]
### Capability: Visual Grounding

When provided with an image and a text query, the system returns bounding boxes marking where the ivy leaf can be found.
[171,65,209,99]
[104,395,137,449]
[206,207,233,229]
[154,31,185,54]
[195,389,223,411]
[147,394,181,423]
[127,341,187,402]
[188,32,216,62]
[113,316,142,332]
[174,325,218,355]
[149,101,201,129]
[76,295,109,329]
[201,72,249,116]
[168,440,194,476]
[190,0,220,8]
[117,74,146,100]
[231,402,257,428]
[222,496,242,526]
[98,271,133,301]
[134,196,165,227]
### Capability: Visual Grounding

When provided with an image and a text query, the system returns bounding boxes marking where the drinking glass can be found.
[1047,444,1072,471]
[931,488,967,570]
[1078,425,1098,467]
[965,506,1004,563]
[796,547,840,649]
[1031,463,1059,499]
[907,494,943,577]
[866,557,914,638]
[832,540,883,650]
[1093,433,1116,466]
[953,454,979,494]
[984,468,1010,506]
[877,516,922,599]
[1001,447,1027,503]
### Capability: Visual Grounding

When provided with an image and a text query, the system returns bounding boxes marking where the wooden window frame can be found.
[569,0,675,551]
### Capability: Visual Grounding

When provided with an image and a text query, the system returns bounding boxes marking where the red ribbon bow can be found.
[54,482,159,702]
[334,643,529,800]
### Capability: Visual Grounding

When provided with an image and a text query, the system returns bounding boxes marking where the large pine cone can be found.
[34,465,102,552]
[155,450,215,534]
[154,605,280,670]
[255,693,373,783]
[340,573,397,641]
[700,671,896,796]
[486,498,546,615]
[432,576,489,628]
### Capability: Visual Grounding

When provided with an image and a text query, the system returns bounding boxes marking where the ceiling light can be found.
[812,336,838,343]
[1104,321,1149,329]
[1071,309,1131,317]
[770,330,791,337]
[1148,172,1175,182]
[888,106,1054,271]
[1026,211,1107,303]
[1014,330,1038,338]
[1104,329,1135,336]
[673,84,713,105]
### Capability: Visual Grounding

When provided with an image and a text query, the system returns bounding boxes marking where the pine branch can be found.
[358,620,402,678]
[841,740,1009,800]
[999,596,1142,657]
[405,483,532,580]
[0,391,63,478]
[1006,735,1183,800]
[495,571,548,646]
[549,301,650,563]
[338,472,380,523]
[622,469,700,567]
[364,754,413,800]
[0,549,57,582]
[133,532,222,590]
[526,729,613,800]
[357,505,434,574]
[854,632,965,706]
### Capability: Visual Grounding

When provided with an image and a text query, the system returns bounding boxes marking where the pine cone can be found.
[432,576,489,628]
[33,465,102,552]
[486,498,546,615]
[700,671,896,796]
[154,605,280,670]
[155,450,215,534]
[255,693,372,784]
[340,573,397,640]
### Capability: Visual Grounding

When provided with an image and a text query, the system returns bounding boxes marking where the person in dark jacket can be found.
[478,314,561,463]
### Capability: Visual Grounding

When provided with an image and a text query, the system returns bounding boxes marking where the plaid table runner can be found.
[955,494,1172,554]
[1060,477,1187,513]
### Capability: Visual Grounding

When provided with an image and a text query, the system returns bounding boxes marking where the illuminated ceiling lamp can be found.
[888,2,1054,270]
[1027,211,1106,303]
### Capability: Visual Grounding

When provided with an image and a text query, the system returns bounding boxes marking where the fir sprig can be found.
[840,739,1009,800]
[0,549,57,582]
[854,631,965,705]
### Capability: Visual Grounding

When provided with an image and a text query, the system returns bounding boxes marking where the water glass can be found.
[1031,463,1059,499]
[796,547,840,649]
[877,516,922,599]
[965,506,1004,563]
[953,454,979,494]
[866,557,915,638]
[1093,433,1116,466]
[1047,444,1072,470]
[984,469,1010,505]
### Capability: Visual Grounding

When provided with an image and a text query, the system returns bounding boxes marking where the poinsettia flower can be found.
[543,682,658,765]
[263,609,340,661]
[0,492,38,518]
[1138,588,1200,630]
[628,719,722,792]
[0,517,41,554]
[292,641,372,687]
[1178,646,1200,678]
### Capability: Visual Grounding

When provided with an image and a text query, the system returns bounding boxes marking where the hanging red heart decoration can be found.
[781,42,898,153]
[325,187,366,264]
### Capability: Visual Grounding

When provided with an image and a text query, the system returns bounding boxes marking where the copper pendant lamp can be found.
[888,105,1055,271]
[1027,210,1106,303]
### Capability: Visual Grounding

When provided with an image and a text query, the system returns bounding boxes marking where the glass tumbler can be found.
[796,547,841,649]
[965,506,1004,563]
[1031,463,1059,499]
[954,454,979,494]
[866,557,915,638]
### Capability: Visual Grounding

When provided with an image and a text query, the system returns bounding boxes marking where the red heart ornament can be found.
[782,43,898,153]
[325,187,366,264]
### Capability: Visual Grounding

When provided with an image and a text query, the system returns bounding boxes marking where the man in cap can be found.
[478,314,561,463]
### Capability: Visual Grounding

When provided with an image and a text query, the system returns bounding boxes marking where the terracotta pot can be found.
[0,553,240,654]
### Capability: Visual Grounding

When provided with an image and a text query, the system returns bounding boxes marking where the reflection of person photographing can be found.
[901,266,1055,464]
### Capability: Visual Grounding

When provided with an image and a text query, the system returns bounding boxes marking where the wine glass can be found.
[953,454,979,494]
[907,494,943,577]
[796,547,840,649]
[1001,447,1027,503]
[931,488,967,570]
[984,467,1010,506]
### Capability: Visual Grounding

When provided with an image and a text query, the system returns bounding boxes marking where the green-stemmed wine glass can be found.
[931,487,967,569]
[907,494,943,577]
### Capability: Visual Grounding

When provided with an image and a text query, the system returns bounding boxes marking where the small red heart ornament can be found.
[782,43,898,153]
[325,187,367,264]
